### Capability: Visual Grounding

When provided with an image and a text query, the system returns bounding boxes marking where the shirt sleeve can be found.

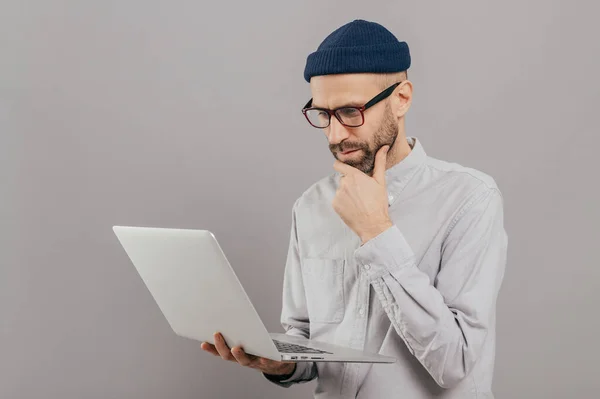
[354,186,508,389]
[263,198,318,387]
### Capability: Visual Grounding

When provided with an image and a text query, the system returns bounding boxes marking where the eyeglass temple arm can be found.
[363,82,402,109]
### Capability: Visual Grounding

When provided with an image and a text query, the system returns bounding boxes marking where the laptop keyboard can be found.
[273,339,332,354]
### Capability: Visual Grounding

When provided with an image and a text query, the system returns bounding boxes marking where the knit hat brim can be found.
[304,41,411,82]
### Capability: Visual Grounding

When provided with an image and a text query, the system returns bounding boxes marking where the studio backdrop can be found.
[1,1,598,398]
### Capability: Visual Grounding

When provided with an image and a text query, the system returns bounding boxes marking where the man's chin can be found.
[333,153,372,173]
[349,162,373,175]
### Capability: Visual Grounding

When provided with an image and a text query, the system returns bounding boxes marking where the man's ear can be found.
[393,80,413,118]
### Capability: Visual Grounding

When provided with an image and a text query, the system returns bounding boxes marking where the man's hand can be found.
[333,145,393,244]
[201,332,296,377]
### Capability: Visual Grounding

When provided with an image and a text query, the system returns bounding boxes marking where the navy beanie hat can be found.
[304,19,410,83]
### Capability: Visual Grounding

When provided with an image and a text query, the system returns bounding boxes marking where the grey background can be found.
[1,1,598,398]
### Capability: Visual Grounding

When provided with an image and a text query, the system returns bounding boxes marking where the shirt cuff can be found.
[354,224,415,281]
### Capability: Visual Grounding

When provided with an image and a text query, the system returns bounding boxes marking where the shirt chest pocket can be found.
[301,258,345,324]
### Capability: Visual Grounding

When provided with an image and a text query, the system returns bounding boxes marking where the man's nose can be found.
[326,116,350,146]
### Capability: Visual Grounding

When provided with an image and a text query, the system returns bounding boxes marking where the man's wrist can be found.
[279,362,296,376]
[360,220,394,244]
[264,363,296,380]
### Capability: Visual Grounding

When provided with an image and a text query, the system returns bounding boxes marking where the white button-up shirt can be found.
[265,137,508,398]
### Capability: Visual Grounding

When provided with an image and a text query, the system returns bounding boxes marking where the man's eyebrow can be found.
[342,101,365,108]
[310,100,364,109]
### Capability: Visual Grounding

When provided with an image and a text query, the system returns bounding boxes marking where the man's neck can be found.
[386,134,412,170]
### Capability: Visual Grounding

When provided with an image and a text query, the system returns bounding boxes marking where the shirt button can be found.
[388,195,394,201]
[364,264,371,270]
[359,308,365,316]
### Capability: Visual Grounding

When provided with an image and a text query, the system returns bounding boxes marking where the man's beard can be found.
[330,104,399,175]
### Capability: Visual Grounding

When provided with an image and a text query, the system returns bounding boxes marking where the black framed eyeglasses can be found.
[301,81,402,129]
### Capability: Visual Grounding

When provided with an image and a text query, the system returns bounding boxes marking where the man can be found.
[201,19,507,398]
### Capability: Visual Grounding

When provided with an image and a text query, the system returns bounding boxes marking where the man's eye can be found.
[338,108,360,117]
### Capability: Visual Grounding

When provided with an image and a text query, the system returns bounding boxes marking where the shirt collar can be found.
[385,136,426,205]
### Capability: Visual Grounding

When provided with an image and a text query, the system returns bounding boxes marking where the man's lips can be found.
[340,149,360,155]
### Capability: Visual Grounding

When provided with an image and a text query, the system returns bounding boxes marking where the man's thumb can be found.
[373,145,389,184]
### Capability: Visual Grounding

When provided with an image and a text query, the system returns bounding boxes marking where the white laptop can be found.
[112,226,395,364]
